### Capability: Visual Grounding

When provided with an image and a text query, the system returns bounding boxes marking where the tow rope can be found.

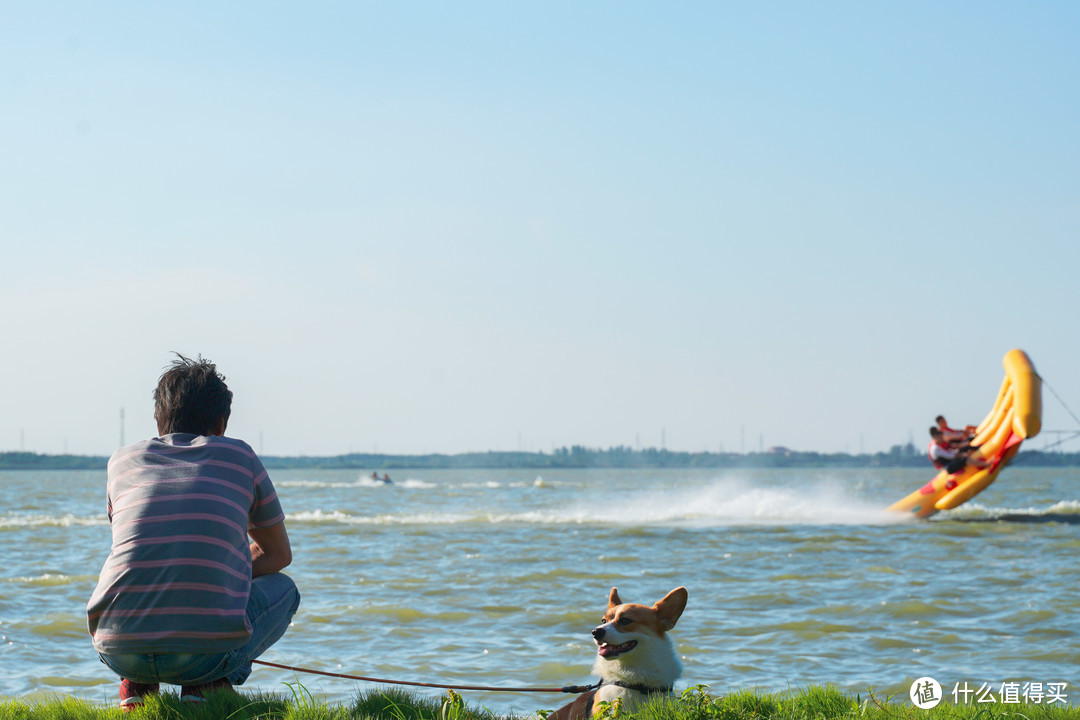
[1043,374,1080,431]
[252,659,599,694]
[1012,373,1080,462]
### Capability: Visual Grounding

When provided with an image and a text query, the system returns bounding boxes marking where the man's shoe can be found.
[119,679,160,712]
[180,678,236,703]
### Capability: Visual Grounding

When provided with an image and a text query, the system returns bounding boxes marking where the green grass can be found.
[1,685,1077,720]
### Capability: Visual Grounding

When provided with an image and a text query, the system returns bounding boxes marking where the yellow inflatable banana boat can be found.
[888,349,1042,519]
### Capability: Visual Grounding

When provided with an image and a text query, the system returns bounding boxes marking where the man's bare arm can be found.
[249,522,292,578]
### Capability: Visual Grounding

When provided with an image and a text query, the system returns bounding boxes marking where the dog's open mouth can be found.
[596,639,638,658]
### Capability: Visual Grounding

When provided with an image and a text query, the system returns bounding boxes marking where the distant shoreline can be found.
[3,446,1079,470]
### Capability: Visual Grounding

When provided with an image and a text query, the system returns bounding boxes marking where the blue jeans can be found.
[99,572,300,686]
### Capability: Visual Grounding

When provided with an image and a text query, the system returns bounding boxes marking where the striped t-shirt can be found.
[87,434,285,654]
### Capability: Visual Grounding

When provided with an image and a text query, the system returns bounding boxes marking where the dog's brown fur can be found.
[547,690,598,720]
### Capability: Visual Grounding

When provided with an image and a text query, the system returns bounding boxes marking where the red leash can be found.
[252,659,597,694]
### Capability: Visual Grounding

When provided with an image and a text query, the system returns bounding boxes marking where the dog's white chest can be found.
[594,684,647,712]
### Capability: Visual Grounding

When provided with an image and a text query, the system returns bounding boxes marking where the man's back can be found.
[88,434,284,654]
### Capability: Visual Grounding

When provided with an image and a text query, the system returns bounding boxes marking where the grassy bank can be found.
[2,685,1078,720]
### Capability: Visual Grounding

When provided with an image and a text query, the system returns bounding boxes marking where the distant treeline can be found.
[0,452,110,469]
[3,445,1080,470]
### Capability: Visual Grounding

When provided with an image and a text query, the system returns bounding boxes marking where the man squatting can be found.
[87,354,300,711]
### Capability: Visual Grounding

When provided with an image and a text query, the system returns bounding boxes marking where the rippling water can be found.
[2,466,1079,713]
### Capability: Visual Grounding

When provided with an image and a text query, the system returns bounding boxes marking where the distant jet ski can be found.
[889,349,1042,519]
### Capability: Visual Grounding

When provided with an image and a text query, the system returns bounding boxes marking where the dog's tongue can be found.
[597,640,636,658]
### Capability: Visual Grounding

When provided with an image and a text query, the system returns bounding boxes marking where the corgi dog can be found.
[549,586,688,720]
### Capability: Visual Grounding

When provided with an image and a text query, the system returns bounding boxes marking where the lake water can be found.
[2,465,1078,714]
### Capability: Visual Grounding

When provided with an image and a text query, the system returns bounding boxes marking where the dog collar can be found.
[603,680,673,695]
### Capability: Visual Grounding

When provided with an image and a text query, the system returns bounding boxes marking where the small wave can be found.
[39,676,107,688]
[287,508,583,526]
[1045,499,1080,514]
[398,479,436,489]
[356,478,394,488]
[940,500,1080,522]
[277,480,374,489]
[946,500,1080,518]
[10,614,89,638]
[288,510,370,524]
[4,574,97,586]
[287,510,474,525]
[0,514,107,528]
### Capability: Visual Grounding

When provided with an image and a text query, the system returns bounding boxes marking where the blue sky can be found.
[3,2,1078,456]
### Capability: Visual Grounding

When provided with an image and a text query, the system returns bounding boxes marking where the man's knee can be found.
[280,574,300,612]
[254,572,298,596]
[249,573,301,619]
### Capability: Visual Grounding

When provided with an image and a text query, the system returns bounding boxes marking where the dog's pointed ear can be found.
[654,587,688,630]
[608,587,622,609]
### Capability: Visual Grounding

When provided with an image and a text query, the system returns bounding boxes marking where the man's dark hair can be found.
[935,415,946,424]
[929,426,942,438]
[153,354,233,435]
